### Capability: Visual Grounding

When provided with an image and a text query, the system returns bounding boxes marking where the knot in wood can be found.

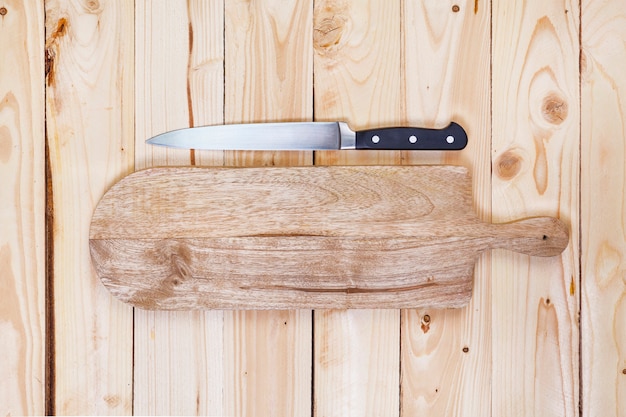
[83,0,102,13]
[542,94,568,125]
[45,18,69,86]
[314,15,345,52]
[420,314,431,333]
[495,150,522,180]
[0,7,8,16]
[171,254,192,282]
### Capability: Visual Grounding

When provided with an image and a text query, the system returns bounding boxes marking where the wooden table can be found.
[1,0,623,415]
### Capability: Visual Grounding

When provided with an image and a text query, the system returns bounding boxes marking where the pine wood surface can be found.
[3,0,624,414]
[0,1,45,415]
[581,0,626,414]
[44,0,134,414]
[491,0,580,415]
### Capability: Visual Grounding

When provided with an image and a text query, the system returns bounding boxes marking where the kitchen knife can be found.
[146,121,467,151]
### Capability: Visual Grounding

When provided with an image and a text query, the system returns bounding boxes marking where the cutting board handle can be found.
[489,216,569,256]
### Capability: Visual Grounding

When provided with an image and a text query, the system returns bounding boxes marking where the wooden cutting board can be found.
[89,165,569,310]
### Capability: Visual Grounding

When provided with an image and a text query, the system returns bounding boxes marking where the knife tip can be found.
[145,136,164,146]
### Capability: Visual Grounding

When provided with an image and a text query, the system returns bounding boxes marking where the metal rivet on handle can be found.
[446,135,455,144]
[371,135,380,143]
[409,135,417,143]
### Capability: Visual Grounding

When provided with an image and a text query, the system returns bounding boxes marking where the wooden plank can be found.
[313,1,401,415]
[222,310,312,416]
[491,0,580,415]
[134,310,224,415]
[44,0,134,414]
[0,1,45,415]
[399,0,493,414]
[580,0,626,414]
[133,0,225,414]
[222,0,313,415]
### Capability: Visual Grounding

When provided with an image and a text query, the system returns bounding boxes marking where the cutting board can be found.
[89,165,569,310]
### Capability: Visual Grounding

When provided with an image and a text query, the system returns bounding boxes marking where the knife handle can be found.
[355,122,467,150]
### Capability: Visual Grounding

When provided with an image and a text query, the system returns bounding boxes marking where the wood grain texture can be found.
[44,0,134,413]
[134,309,224,415]
[581,0,626,414]
[313,0,401,415]
[315,309,399,415]
[223,0,313,415]
[223,310,312,416]
[492,0,580,415]
[0,1,45,415]
[133,1,225,414]
[399,0,493,413]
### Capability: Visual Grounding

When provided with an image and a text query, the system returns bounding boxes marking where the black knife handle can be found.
[355,122,467,150]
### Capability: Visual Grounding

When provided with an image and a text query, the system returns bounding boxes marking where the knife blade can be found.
[146,121,467,151]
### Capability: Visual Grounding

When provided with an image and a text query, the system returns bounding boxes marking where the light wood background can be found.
[1,0,624,415]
